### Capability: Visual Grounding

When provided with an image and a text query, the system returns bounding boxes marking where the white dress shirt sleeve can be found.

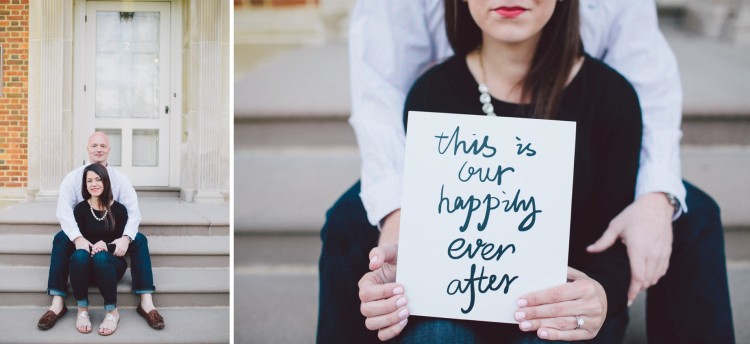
[56,169,83,241]
[111,169,141,239]
[600,0,687,216]
[349,0,451,225]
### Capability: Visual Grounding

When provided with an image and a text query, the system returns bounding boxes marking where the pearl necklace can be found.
[89,201,107,221]
[478,49,497,117]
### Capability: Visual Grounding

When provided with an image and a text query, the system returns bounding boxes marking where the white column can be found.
[28,0,74,200]
[181,0,230,203]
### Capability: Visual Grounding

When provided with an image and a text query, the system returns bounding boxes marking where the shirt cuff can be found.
[360,177,404,227]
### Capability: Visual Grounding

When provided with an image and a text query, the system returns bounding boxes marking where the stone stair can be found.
[0,196,229,343]
[233,9,750,342]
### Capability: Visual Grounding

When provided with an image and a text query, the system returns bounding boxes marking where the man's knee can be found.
[53,230,70,247]
[321,181,372,242]
[133,233,148,247]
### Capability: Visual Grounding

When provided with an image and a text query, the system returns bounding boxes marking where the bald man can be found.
[36,132,165,330]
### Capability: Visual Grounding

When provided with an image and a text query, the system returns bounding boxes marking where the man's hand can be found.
[73,236,92,252]
[358,244,407,341]
[109,236,130,257]
[587,192,674,304]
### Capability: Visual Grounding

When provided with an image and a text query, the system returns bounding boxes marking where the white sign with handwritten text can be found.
[397,111,576,323]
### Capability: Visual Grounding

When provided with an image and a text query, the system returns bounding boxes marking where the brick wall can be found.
[0,0,28,189]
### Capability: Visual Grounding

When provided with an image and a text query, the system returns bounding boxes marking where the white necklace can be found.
[478,49,497,117]
[89,201,107,221]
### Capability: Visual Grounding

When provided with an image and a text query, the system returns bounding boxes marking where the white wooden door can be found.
[81,2,171,186]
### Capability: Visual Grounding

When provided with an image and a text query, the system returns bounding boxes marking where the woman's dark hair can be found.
[445,0,582,119]
[82,163,116,231]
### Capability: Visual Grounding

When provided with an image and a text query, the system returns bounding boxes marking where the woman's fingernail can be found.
[517,299,528,307]
[393,287,404,295]
[515,311,526,321]
[628,300,634,307]
[399,318,408,326]
[540,330,548,338]
[398,309,409,319]
[370,256,377,264]
[521,321,531,330]
[396,297,407,307]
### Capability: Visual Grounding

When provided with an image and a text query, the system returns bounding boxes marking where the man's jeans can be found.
[47,231,156,297]
[316,181,735,344]
[69,250,127,311]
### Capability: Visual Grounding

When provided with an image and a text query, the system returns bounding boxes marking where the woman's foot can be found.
[98,310,119,336]
[76,310,92,334]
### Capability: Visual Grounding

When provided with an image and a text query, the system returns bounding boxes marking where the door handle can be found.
[165,105,169,114]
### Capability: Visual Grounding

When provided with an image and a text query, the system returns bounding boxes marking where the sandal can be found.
[98,313,119,336]
[76,311,92,334]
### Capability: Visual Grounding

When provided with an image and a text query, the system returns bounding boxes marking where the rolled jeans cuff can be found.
[103,303,117,311]
[76,299,89,308]
[48,288,67,297]
[134,288,155,295]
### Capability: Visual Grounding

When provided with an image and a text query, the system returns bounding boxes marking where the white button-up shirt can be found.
[349,0,686,226]
[56,163,142,241]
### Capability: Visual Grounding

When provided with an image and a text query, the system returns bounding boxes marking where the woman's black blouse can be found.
[403,54,642,318]
[73,200,129,245]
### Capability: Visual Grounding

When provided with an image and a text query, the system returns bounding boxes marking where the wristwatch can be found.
[664,192,680,216]
[123,235,133,243]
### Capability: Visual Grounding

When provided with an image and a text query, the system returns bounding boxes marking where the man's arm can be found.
[113,170,141,240]
[56,170,83,241]
[602,0,686,212]
[349,0,451,226]
[587,0,685,302]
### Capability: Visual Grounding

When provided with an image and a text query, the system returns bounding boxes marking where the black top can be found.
[73,200,129,245]
[403,55,642,318]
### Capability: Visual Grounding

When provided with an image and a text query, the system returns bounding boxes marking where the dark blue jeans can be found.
[316,181,735,344]
[70,250,127,311]
[47,231,156,297]
[396,312,627,344]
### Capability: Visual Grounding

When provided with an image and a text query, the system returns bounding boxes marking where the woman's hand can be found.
[515,267,608,341]
[90,240,108,255]
[108,236,130,257]
[73,236,92,252]
[358,245,408,342]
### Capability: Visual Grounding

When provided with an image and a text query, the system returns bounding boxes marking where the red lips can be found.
[494,6,527,18]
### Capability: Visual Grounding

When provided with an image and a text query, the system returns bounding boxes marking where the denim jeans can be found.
[395,312,628,344]
[70,250,127,311]
[47,231,156,297]
[316,181,735,344]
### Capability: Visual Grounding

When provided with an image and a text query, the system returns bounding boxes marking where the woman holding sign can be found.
[359,0,639,342]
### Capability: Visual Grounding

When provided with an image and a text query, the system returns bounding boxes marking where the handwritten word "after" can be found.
[446,263,519,314]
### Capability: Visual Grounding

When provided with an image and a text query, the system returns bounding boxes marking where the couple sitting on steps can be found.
[35,132,165,336]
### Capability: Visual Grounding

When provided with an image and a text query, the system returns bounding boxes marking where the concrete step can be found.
[234,232,750,343]
[0,200,229,236]
[0,307,228,343]
[0,234,229,268]
[135,187,181,200]
[0,266,229,307]
[234,147,359,234]
[234,145,750,233]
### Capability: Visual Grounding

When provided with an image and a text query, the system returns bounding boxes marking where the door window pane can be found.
[95,11,161,119]
[133,129,159,167]
[96,129,122,166]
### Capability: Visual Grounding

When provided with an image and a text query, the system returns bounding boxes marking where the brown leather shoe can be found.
[37,304,68,330]
[137,305,165,329]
